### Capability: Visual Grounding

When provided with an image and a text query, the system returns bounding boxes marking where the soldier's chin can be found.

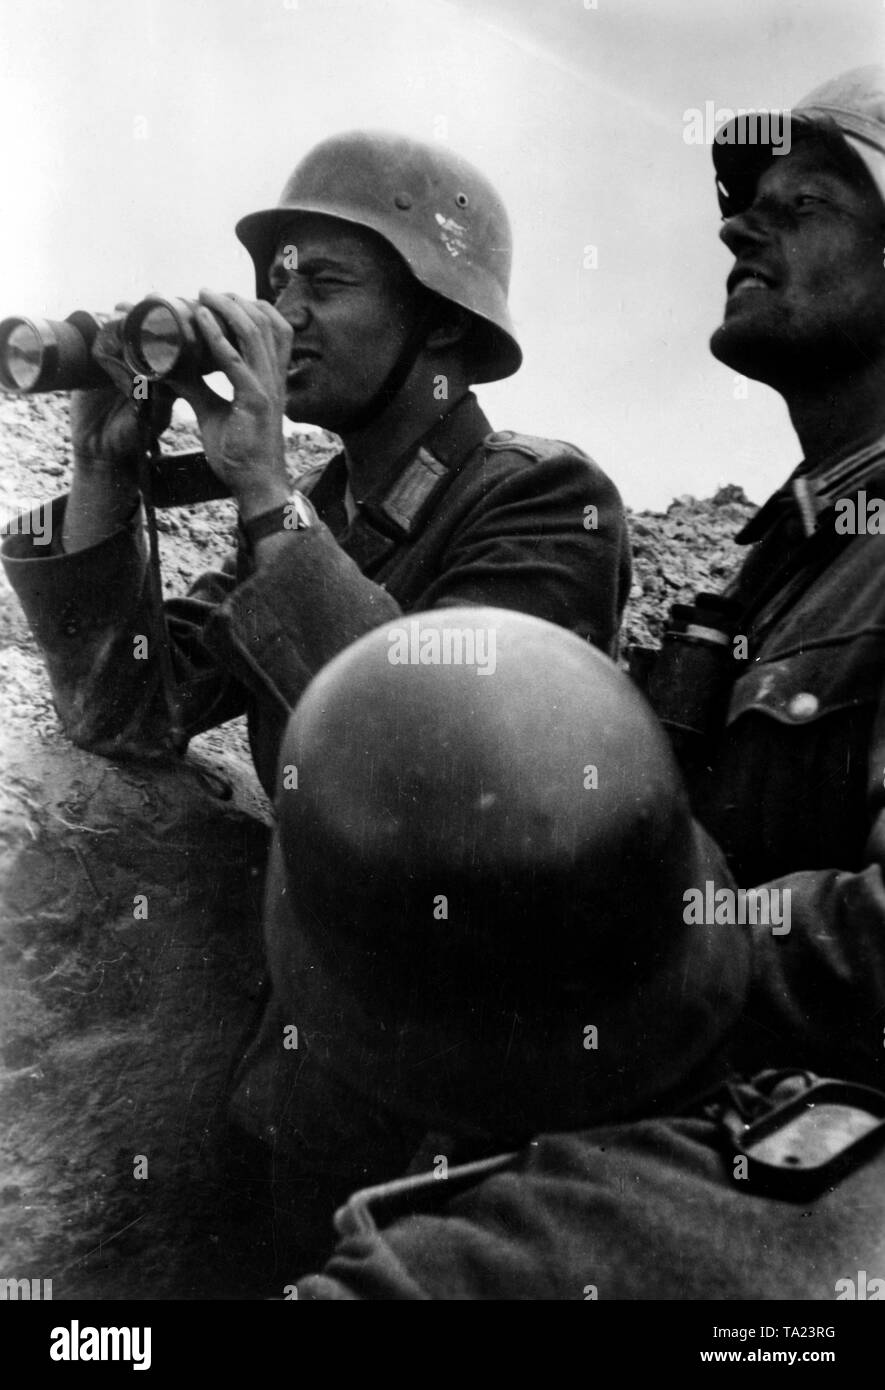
[709,321,775,380]
[284,389,325,428]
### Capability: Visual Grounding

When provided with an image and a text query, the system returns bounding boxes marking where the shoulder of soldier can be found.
[297,1121,724,1300]
[478,430,622,501]
[481,429,590,464]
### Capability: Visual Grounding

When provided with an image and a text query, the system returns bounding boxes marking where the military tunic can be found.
[683,437,885,1084]
[1,392,630,796]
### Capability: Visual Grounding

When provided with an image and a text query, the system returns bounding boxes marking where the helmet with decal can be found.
[236,130,521,384]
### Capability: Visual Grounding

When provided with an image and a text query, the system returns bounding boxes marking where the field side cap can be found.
[235,130,522,383]
[713,66,885,216]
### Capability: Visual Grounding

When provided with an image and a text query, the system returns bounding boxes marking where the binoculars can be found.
[0,297,227,393]
[629,592,742,747]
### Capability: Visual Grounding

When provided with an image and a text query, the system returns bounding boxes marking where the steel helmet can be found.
[263,608,749,1145]
[235,130,522,383]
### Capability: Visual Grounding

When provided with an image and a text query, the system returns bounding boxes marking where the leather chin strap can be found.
[344,302,437,432]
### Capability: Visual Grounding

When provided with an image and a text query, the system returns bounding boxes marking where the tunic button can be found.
[788,691,819,720]
[394,192,412,210]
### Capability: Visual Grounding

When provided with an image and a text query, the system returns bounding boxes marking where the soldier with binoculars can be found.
[0,132,630,796]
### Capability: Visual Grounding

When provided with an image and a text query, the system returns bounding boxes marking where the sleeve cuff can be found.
[1,494,148,645]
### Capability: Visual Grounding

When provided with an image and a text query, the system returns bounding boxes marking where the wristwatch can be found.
[239,491,314,549]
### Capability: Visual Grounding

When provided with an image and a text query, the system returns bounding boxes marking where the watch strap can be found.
[239,493,312,549]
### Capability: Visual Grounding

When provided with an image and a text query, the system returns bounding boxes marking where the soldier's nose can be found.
[718,206,771,253]
[274,287,311,330]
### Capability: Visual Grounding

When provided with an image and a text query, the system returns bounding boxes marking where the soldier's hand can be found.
[70,303,174,478]
[168,289,292,518]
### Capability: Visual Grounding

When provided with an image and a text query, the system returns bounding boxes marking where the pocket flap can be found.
[727,636,885,727]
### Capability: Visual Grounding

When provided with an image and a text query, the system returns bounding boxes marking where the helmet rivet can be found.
[394,192,412,210]
[456,192,469,208]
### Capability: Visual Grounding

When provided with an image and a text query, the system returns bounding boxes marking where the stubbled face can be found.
[710,140,885,387]
[267,214,423,431]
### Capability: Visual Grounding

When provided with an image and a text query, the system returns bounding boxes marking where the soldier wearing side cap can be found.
[635,68,885,1084]
[225,607,885,1299]
[0,133,629,796]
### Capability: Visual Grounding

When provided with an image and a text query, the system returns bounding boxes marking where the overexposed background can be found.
[1,0,881,507]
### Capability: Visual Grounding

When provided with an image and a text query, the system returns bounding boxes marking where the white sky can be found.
[0,0,882,508]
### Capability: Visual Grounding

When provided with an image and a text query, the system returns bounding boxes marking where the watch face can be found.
[289,492,314,529]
